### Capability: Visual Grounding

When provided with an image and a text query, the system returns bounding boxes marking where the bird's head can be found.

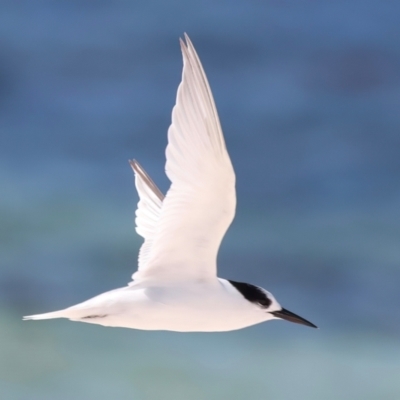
[228,280,317,328]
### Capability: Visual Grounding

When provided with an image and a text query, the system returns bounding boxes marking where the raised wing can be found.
[132,34,236,283]
[129,160,164,272]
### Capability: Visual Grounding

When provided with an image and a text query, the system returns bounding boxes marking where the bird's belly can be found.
[92,305,266,332]
[74,286,270,332]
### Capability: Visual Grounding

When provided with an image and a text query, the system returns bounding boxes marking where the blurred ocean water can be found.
[1,1,400,399]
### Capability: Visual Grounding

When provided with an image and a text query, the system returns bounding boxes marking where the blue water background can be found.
[1,1,400,399]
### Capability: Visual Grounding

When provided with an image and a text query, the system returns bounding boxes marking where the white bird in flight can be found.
[24,34,316,332]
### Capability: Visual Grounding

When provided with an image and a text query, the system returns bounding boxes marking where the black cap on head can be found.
[228,280,272,308]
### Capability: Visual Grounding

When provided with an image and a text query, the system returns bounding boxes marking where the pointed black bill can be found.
[270,308,317,328]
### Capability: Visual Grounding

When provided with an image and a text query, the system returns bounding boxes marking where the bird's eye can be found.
[258,299,270,307]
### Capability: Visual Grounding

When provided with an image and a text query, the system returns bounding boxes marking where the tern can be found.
[24,34,317,332]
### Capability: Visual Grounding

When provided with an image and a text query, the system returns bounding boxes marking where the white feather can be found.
[131,34,236,283]
[129,160,164,272]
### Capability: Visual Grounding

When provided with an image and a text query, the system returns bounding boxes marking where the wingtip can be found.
[180,32,190,42]
[130,159,165,201]
[183,33,192,46]
[179,37,188,58]
[130,159,143,175]
[180,33,195,60]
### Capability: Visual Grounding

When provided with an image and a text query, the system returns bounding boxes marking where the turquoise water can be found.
[3,311,400,399]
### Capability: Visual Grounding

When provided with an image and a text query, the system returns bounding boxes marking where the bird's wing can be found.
[131,34,236,283]
[129,160,164,272]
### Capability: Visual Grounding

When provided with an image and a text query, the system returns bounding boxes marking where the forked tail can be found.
[23,310,66,321]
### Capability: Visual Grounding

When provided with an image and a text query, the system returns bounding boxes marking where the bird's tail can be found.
[23,310,67,321]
